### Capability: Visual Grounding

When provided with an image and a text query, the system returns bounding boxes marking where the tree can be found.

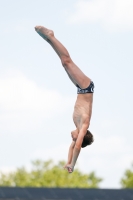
[120,163,133,188]
[0,160,102,188]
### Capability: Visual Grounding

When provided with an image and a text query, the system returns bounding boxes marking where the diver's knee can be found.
[61,55,72,69]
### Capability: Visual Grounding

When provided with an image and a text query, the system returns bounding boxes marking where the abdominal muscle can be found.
[73,93,93,130]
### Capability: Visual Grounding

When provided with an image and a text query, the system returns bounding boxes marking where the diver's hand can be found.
[64,164,74,173]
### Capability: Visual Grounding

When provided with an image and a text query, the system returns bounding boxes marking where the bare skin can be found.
[35,26,93,173]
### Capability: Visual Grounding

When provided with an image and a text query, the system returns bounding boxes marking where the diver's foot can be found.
[35,26,54,41]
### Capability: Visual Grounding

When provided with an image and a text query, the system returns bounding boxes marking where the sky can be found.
[0,0,133,188]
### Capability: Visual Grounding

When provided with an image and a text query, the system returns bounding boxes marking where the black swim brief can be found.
[76,81,94,94]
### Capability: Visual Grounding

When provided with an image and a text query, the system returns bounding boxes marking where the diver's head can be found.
[81,130,94,148]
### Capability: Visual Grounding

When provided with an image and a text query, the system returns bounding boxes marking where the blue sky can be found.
[0,0,133,188]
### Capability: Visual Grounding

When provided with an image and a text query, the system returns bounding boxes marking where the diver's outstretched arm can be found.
[64,141,75,171]
[67,124,88,173]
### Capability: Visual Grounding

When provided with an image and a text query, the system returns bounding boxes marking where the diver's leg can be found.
[35,26,91,88]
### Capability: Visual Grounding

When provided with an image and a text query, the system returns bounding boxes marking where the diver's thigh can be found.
[64,69,77,86]
[65,61,91,89]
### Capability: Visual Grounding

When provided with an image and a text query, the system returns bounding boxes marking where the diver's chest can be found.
[73,107,88,129]
[73,105,84,123]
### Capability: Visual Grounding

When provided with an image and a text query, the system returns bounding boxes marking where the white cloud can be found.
[0,70,75,134]
[0,71,74,113]
[68,0,133,32]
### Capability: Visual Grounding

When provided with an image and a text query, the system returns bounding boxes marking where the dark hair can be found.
[81,130,94,148]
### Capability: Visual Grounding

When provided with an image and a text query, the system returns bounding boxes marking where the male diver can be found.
[35,26,94,173]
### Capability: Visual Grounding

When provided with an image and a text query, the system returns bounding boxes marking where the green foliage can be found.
[120,163,133,188]
[0,160,102,188]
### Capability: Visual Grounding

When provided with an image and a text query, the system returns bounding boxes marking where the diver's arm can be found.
[67,141,75,164]
[64,141,75,169]
[70,125,88,172]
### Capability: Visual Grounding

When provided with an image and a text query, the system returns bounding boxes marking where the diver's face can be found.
[71,130,78,141]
